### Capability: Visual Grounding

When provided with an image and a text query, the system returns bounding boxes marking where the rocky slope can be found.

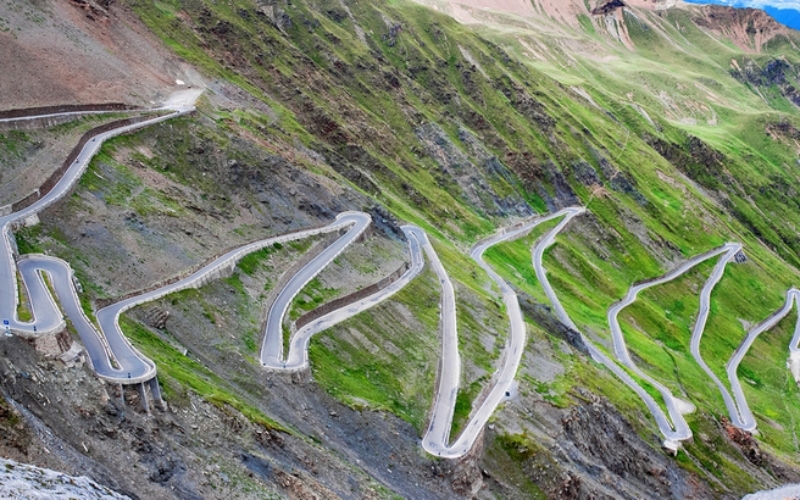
[0,457,129,500]
[0,0,197,109]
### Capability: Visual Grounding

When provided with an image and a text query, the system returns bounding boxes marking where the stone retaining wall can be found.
[0,103,136,120]
[293,260,411,331]
[30,329,72,358]
[94,222,337,310]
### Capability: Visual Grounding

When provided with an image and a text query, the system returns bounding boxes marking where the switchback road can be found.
[0,91,201,384]
[606,246,742,444]
[727,288,800,431]
[260,212,371,367]
[531,207,692,448]
[4,90,797,457]
[689,243,756,431]
[261,224,425,370]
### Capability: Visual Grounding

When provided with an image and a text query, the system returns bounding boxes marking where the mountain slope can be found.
[4,0,800,498]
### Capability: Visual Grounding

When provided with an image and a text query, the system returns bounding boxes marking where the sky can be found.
[682,0,800,30]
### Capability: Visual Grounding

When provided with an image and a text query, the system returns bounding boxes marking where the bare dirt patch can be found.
[0,0,198,109]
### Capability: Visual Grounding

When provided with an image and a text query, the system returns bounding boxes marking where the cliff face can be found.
[414,0,796,53]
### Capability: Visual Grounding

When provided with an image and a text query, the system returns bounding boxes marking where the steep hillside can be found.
[0,0,199,108]
[4,0,800,498]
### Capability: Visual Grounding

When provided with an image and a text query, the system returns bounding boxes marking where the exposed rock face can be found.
[694,6,791,52]
[32,330,73,358]
[558,392,706,499]
[571,160,602,187]
[415,122,533,217]
[591,0,627,16]
[145,307,170,330]
[504,152,580,210]
[720,416,763,466]
[0,458,129,500]
[644,133,728,190]
[0,457,130,499]
[731,58,800,108]
[572,152,648,206]
[68,0,113,22]
[519,293,590,355]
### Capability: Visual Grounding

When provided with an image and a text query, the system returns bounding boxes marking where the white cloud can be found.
[694,0,800,9]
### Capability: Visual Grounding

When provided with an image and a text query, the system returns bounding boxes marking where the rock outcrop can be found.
[0,457,130,499]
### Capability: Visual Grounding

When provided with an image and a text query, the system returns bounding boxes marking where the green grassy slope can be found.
[126,0,800,445]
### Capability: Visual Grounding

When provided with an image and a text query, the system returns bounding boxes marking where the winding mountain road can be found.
[259,209,575,458]
[5,92,798,459]
[606,246,742,444]
[1,94,541,458]
[531,207,696,448]
[728,288,800,428]
[260,212,371,367]
[0,90,201,384]
[689,243,756,431]
[96,211,367,381]
[542,220,755,438]
[420,209,580,457]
